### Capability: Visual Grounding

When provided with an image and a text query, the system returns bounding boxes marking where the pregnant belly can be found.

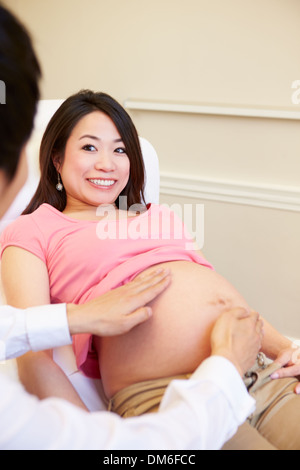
[95,260,250,398]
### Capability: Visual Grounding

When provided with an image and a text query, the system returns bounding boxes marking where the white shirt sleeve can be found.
[0,356,255,450]
[0,304,71,360]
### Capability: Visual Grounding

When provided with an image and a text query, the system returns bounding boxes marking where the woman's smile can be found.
[87,178,117,188]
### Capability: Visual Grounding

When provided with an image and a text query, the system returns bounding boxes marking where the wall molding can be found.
[160,173,300,212]
[124,99,300,121]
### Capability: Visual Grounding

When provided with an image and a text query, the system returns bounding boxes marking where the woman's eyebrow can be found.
[79,134,100,141]
[79,135,123,143]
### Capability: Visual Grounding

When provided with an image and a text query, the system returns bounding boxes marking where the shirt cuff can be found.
[25,304,72,352]
[191,356,256,423]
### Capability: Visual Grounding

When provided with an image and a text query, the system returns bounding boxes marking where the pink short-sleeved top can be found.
[0,203,214,378]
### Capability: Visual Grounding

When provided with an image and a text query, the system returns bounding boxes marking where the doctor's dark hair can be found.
[0,4,41,181]
[23,90,146,214]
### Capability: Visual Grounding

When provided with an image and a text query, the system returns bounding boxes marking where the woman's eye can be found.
[82,144,97,152]
[115,147,127,155]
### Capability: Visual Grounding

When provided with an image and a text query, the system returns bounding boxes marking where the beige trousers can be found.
[223,357,300,450]
[108,374,191,417]
[108,358,300,450]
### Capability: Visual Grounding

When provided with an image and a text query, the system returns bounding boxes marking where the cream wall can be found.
[4,0,300,337]
[4,0,300,105]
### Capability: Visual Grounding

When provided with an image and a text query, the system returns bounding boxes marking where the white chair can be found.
[0,99,161,411]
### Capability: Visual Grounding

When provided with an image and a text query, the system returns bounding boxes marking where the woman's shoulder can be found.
[0,205,54,261]
[0,209,35,236]
[30,203,59,218]
[0,204,59,240]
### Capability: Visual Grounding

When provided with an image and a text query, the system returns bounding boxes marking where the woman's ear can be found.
[52,153,61,173]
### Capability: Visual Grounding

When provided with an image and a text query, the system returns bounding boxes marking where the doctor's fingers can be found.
[115,269,172,316]
[247,312,265,347]
[252,313,264,342]
[128,268,172,295]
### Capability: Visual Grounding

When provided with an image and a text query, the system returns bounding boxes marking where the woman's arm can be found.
[261,318,292,360]
[1,246,88,410]
[1,246,50,309]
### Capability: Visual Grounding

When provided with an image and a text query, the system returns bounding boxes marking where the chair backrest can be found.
[27,100,160,204]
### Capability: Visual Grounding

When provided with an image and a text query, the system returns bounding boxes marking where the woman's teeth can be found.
[89,179,115,186]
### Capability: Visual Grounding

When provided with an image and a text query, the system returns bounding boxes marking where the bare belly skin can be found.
[94,261,250,398]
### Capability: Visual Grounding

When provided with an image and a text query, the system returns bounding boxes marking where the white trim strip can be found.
[160,173,300,212]
[124,99,300,121]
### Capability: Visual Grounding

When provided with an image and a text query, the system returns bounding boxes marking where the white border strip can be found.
[124,100,300,121]
[160,173,300,212]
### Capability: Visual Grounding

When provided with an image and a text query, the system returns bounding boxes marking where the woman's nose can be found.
[94,152,116,171]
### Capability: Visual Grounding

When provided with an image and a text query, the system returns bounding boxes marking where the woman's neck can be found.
[62,199,147,221]
[63,200,118,220]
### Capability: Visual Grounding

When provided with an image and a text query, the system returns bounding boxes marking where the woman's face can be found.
[56,111,130,210]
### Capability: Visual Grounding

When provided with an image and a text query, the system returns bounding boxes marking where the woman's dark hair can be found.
[0,4,41,181]
[23,90,146,214]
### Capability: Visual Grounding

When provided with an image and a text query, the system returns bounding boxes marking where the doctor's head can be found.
[0,4,41,202]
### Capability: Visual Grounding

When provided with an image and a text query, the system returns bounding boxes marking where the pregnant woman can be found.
[2,90,300,449]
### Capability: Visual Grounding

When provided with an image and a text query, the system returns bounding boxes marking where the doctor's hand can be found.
[210,307,264,377]
[66,268,171,337]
